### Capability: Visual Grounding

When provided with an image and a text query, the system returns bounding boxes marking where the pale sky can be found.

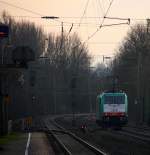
[0,0,150,64]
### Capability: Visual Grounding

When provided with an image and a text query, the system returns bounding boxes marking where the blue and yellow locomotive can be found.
[96,91,128,128]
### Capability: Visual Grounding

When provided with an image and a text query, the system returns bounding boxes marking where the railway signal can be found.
[0,25,9,38]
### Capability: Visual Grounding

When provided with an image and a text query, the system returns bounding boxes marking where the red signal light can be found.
[0,25,9,38]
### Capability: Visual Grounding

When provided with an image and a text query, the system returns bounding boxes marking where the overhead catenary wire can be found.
[8,15,150,21]
[76,0,90,31]
[65,0,116,50]
[101,22,130,27]
[1,1,148,59]
[104,16,130,21]
[100,0,105,15]
[95,0,102,24]
[0,0,148,25]
[0,18,140,27]
[0,0,62,23]
[0,0,81,24]
[97,0,105,17]
[0,12,147,27]
[0,0,145,44]
[0,0,44,16]
[83,0,115,43]
[69,0,116,60]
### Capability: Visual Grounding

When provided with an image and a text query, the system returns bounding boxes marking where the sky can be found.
[0,0,150,64]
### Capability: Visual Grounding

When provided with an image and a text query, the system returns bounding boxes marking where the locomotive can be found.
[96,91,128,128]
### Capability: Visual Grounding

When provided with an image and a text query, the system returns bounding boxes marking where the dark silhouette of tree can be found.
[112,24,150,124]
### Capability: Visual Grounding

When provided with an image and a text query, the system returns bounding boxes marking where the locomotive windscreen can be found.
[104,95,125,104]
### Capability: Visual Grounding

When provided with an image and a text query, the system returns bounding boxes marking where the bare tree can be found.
[112,24,150,125]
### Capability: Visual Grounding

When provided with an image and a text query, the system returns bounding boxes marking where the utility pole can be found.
[0,25,9,135]
[0,73,4,135]
[60,22,64,50]
[0,41,9,135]
[61,22,64,36]
[88,75,92,113]
[87,70,91,113]
[147,19,150,33]
[88,67,94,113]
[136,50,142,125]
[53,70,56,114]
[71,74,76,126]
[71,49,77,126]
[136,19,150,125]
[139,19,150,123]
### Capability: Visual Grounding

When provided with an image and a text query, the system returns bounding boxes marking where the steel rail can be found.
[45,126,72,155]
[110,129,150,144]
[123,129,150,139]
[125,125,150,131]
[51,120,107,155]
[118,130,150,143]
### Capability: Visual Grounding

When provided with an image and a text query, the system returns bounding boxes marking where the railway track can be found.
[115,125,150,143]
[123,128,150,138]
[44,117,107,155]
[109,127,150,144]
[52,114,150,144]
[117,130,150,143]
[124,125,150,134]
[126,125,150,131]
[51,114,150,155]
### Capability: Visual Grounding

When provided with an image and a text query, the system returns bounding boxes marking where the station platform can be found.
[0,132,55,155]
[29,132,55,155]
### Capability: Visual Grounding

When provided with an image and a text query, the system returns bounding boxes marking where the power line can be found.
[98,0,104,23]
[91,0,100,25]
[101,22,129,27]
[66,0,116,57]
[0,0,78,25]
[41,22,148,28]
[23,23,129,28]
[54,16,146,25]
[83,0,115,43]
[97,0,105,16]
[104,16,130,21]
[3,15,148,22]
[76,0,90,30]
[0,0,147,39]
[0,0,44,16]
[0,0,148,26]
[54,16,149,20]
[100,0,105,15]
[67,0,116,50]
[7,16,42,19]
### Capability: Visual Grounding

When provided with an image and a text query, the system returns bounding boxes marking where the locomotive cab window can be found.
[104,95,125,104]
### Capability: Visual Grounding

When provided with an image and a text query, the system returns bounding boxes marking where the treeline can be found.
[0,11,96,120]
[111,23,150,125]
[0,11,45,59]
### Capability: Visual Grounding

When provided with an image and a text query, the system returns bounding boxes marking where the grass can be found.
[0,132,21,145]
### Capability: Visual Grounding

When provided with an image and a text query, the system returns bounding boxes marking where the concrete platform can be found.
[29,132,55,155]
[0,132,55,155]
